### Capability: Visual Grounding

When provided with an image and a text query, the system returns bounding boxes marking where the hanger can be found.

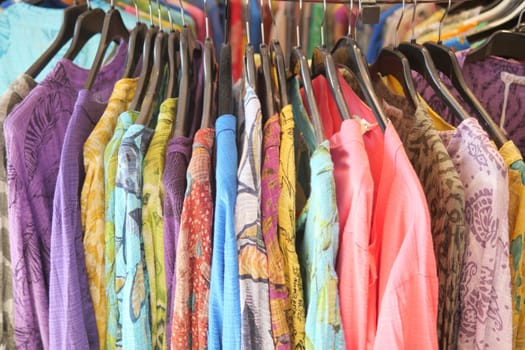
[465,7,525,63]
[310,0,351,121]
[288,0,324,145]
[84,0,130,90]
[397,0,466,124]
[331,0,388,131]
[123,0,148,78]
[129,1,159,112]
[200,0,217,128]
[217,0,233,116]
[136,0,169,126]
[244,0,257,89]
[368,0,418,109]
[173,0,199,138]
[258,0,275,120]
[267,0,288,108]
[424,0,507,148]
[166,8,181,99]
[25,0,88,78]
[62,0,106,60]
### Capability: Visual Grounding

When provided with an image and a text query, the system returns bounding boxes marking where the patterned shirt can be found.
[81,78,138,350]
[170,128,215,350]
[296,141,345,350]
[208,115,241,350]
[104,111,138,350]
[4,44,126,349]
[0,73,35,350]
[277,102,306,350]
[235,83,274,349]
[114,124,154,350]
[440,118,512,349]
[142,98,177,350]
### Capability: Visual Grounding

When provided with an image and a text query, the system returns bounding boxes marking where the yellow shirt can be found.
[81,78,138,350]
[278,104,306,349]
[142,98,177,350]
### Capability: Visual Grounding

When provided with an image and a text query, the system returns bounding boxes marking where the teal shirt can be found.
[114,124,153,350]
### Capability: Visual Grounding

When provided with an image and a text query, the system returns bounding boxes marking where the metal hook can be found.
[260,0,265,44]
[516,8,525,31]
[394,0,405,47]
[347,0,353,38]
[86,0,91,10]
[178,0,186,27]
[410,0,417,43]
[438,0,451,43]
[267,0,276,37]
[148,0,154,27]
[204,0,210,38]
[320,0,326,46]
[354,0,361,43]
[131,0,140,24]
[245,0,251,45]
[168,7,173,30]
[296,0,303,47]
[156,0,163,32]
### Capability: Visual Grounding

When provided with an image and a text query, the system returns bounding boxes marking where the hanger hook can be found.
[259,0,265,44]
[394,0,405,47]
[410,0,417,43]
[86,0,91,10]
[131,0,140,24]
[148,0,154,27]
[296,0,302,47]
[245,0,251,45]
[178,0,186,27]
[320,0,327,46]
[204,0,210,38]
[354,0,361,43]
[156,0,163,32]
[347,0,353,37]
[168,7,173,30]
[438,0,451,43]
[267,0,276,39]
[516,8,525,31]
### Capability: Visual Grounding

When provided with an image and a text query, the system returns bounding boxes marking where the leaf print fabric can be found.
[235,82,274,350]
[261,114,291,349]
[0,73,35,350]
[114,124,154,350]
[170,128,214,350]
[142,98,177,350]
[4,45,127,349]
[439,118,513,349]
[81,78,138,350]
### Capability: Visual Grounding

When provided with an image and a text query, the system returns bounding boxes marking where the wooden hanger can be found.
[166,9,181,99]
[62,4,106,60]
[84,1,130,90]
[122,2,148,79]
[26,2,88,78]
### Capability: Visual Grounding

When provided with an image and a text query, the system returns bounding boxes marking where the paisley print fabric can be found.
[0,73,35,350]
[4,44,126,349]
[142,98,177,350]
[277,102,307,350]
[373,78,467,350]
[81,78,138,350]
[235,83,274,349]
[261,114,290,349]
[104,111,138,350]
[170,128,214,350]
[296,141,345,350]
[208,115,241,350]
[114,124,154,350]
[439,118,512,349]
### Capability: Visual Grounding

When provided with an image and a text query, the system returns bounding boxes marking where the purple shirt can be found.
[48,87,119,349]
[413,50,525,154]
[4,42,126,349]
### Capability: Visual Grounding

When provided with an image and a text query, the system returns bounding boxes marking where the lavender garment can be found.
[163,136,192,350]
[3,42,127,350]
[413,51,525,154]
[439,118,513,349]
[48,88,118,349]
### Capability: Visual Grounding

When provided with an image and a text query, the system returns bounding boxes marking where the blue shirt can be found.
[208,114,241,350]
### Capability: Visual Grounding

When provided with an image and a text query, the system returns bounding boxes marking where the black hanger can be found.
[136,28,168,125]
[424,0,507,148]
[288,0,324,145]
[165,24,180,99]
[26,3,88,78]
[62,6,106,60]
[128,4,160,113]
[84,2,130,90]
[122,3,148,79]
[269,39,288,108]
[217,0,233,116]
[260,44,275,119]
[199,0,217,129]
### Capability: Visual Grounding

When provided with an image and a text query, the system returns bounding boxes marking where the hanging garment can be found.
[413,51,525,155]
[81,77,138,350]
[235,82,274,350]
[48,87,119,350]
[439,118,512,349]
[114,122,154,350]
[373,78,467,350]
[142,98,177,350]
[0,73,36,350]
[4,41,127,350]
[261,113,291,349]
[277,103,306,350]
[104,110,138,350]
[170,127,215,350]
[208,114,241,350]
